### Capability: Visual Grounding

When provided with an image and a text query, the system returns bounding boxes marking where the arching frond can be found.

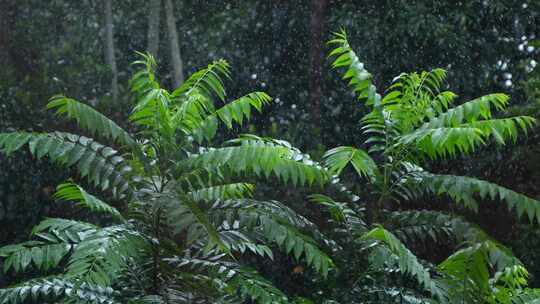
[187,143,328,186]
[188,183,254,202]
[66,225,144,286]
[201,198,334,276]
[213,92,271,128]
[31,218,97,243]
[385,210,456,245]
[400,117,535,159]
[129,52,158,94]
[328,30,381,105]
[422,93,510,129]
[173,59,230,101]
[54,182,124,220]
[0,132,133,198]
[260,216,333,277]
[0,241,70,273]
[419,173,540,224]
[468,117,535,145]
[174,255,288,303]
[170,89,214,136]
[189,92,272,142]
[173,166,231,193]
[0,277,119,304]
[398,126,486,158]
[361,227,446,301]
[47,96,136,146]
[385,210,509,256]
[399,96,535,158]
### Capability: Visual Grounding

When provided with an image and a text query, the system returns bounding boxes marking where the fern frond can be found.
[467,116,535,145]
[328,30,381,105]
[323,146,378,178]
[175,255,288,303]
[47,96,136,146]
[214,92,271,128]
[361,226,446,301]
[31,218,97,243]
[187,143,328,186]
[0,277,119,304]
[183,198,229,253]
[385,210,505,253]
[386,210,455,245]
[402,117,535,159]
[399,94,535,158]
[129,52,158,93]
[398,126,485,158]
[188,183,254,202]
[422,93,510,129]
[231,267,289,304]
[205,197,335,276]
[170,90,214,136]
[66,225,144,286]
[0,132,133,197]
[419,173,540,224]
[189,92,272,142]
[0,241,70,273]
[129,88,172,134]
[253,199,336,247]
[54,182,124,220]
[173,166,230,194]
[184,197,334,275]
[173,59,230,101]
[260,215,333,276]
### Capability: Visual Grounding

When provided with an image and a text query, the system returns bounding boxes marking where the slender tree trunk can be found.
[164,0,184,87]
[104,0,118,102]
[147,0,161,57]
[308,0,328,143]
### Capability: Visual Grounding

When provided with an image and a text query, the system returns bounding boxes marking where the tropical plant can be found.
[314,30,540,303]
[0,53,333,303]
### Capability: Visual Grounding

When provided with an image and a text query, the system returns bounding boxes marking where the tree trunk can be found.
[308,0,328,143]
[164,0,184,87]
[147,0,161,57]
[104,0,118,102]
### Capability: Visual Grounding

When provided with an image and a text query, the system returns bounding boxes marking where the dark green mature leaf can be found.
[47,96,136,147]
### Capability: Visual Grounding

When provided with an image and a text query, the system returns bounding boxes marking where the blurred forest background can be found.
[1,0,539,294]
